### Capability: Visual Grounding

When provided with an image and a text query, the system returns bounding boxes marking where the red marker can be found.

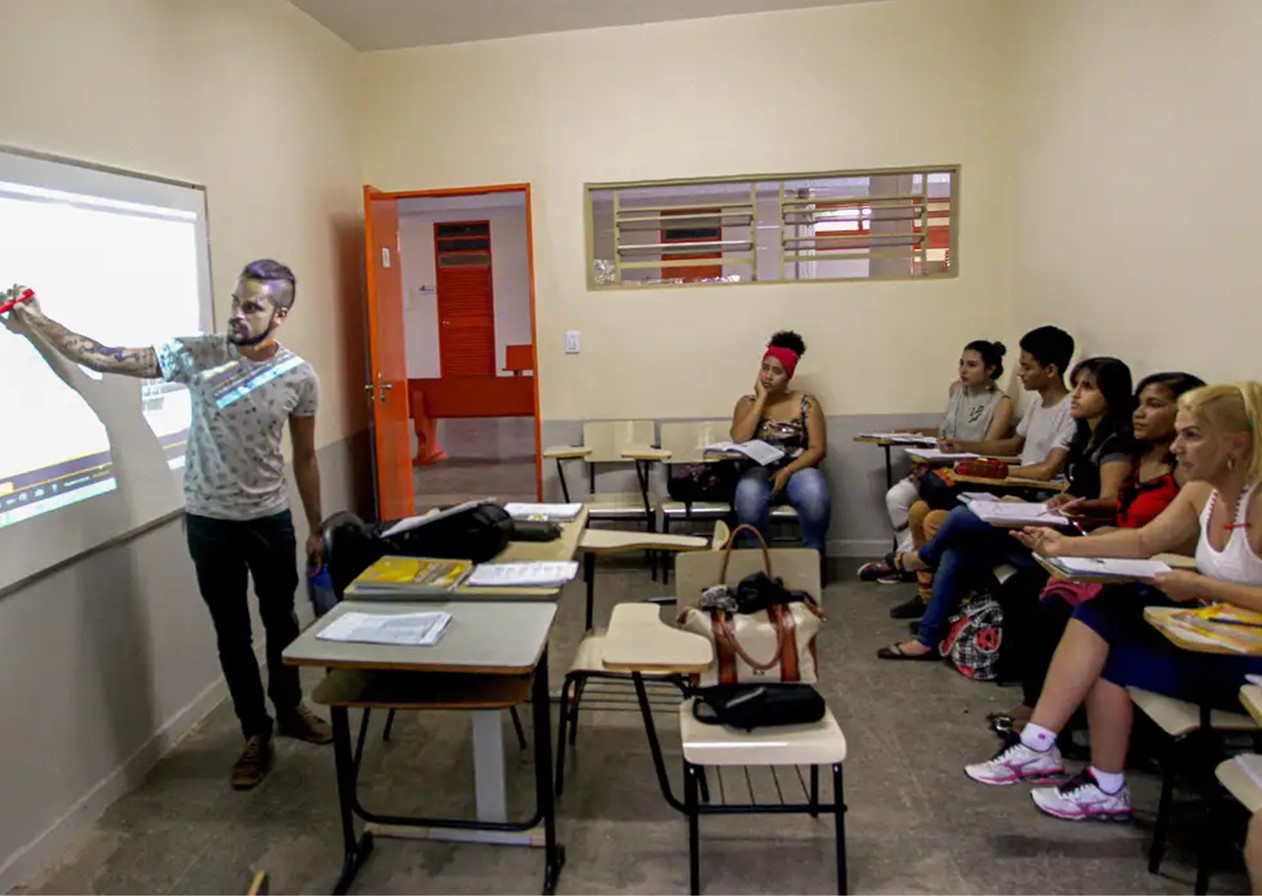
[0,288,34,315]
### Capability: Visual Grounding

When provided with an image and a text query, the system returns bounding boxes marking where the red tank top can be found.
[1115,468,1179,529]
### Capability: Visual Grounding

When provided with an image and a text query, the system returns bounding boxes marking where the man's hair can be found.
[240,259,297,311]
[1019,325,1074,374]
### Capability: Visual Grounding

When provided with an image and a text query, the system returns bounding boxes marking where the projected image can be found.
[0,183,202,529]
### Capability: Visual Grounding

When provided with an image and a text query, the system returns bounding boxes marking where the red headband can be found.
[764,347,800,380]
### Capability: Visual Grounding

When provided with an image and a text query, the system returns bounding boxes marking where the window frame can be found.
[584,164,959,291]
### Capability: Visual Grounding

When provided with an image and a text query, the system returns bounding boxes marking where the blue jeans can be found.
[915,505,1036,648]
[733,466,831,553]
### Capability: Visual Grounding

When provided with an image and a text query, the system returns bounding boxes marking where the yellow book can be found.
[348,556,473,594]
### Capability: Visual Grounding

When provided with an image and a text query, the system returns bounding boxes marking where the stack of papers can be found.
[1042,556,1173,580]
[704,439,786,466]
[317,611,453,647]
[466,561,580,588]
[504,502,582,522]
[966,499,1071,528]
[904,447,980,463]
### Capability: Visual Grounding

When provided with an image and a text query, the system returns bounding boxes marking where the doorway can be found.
[362,184,542,521]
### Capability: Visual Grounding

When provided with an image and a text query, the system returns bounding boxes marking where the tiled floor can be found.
[414,417,537,509]
[14,560,1252,895]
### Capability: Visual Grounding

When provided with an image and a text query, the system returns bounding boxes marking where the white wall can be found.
[356,0,1017,421]
[0,0,363,887]
[398,206,532,378]
[1009,0,1262,384]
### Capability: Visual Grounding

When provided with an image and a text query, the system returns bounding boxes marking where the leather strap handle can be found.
[719,523,772,583]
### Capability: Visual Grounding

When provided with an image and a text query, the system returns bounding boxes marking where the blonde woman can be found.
[963,383,1262,822]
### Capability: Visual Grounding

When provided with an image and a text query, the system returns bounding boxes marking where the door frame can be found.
[369,183,543,500]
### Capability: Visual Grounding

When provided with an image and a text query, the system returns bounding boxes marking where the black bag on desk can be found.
[381,501,513,564]
[691,682,826,731]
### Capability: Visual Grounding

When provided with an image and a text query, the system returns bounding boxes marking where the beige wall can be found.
[1,0,367,448]
[356,0,1017,421]
[0,0,363,887]
[1009,0,1262,384]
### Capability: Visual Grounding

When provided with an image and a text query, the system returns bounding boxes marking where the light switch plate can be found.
[565,331,580,354]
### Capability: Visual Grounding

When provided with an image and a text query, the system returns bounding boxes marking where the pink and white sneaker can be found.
[964,733,1065,785]
[1030,769,1132,821]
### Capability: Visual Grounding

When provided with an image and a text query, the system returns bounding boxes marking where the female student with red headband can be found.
[729,330,830,554]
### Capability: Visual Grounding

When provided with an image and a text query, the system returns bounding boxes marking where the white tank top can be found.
[1196,482,1262,586]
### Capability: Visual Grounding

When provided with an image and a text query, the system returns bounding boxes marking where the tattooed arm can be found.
[3,284,159,378]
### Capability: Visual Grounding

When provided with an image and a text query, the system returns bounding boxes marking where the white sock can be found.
[1019,723,1057,752]
[1090,767,1126,794]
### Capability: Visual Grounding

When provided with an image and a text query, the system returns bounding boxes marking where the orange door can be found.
[363,186,415,520]
[435,221,496,376]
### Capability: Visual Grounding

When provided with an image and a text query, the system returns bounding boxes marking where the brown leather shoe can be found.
[277,704,333,745]
[231,735,273,790]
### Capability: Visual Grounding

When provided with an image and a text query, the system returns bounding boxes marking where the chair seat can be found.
[769,505,800,520]
[1127,686,1256,737]
[586,492,651,518]
[661,500,731,518]
[1216,755,1262,813]
[679,698,847,767]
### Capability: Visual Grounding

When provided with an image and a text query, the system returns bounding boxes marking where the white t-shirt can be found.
[157,335,319,520]
[1016,393,1075,467]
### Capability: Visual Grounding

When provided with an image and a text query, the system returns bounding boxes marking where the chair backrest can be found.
[675,547,821,609]
[710,519,731,550]
[582,419,656,462]
[659,420,731,465]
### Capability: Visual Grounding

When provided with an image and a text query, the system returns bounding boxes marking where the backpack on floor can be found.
[940,595,1004,681]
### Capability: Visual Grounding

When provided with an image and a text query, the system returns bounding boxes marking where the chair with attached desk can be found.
[602,546,848,894]
[555,520,730,796]
[543,420,657,521]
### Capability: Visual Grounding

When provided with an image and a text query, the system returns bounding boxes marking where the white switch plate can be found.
[381,246,391,268]
[565,331,581,354]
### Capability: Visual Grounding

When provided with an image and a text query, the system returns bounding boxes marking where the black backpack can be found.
[667,460,741,507]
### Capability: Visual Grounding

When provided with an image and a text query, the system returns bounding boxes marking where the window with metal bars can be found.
[586,166,956,289]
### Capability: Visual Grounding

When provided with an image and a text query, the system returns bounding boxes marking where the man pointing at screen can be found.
[1,260,331,790]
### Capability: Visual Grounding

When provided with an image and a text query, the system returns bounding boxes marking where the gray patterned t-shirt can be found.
[157,335,318,520]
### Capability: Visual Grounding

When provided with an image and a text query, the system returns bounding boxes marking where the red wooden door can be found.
[363,186,415,520]
[435,221,496,376]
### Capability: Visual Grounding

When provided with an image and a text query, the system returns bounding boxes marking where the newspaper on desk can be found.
[317,610,453,647]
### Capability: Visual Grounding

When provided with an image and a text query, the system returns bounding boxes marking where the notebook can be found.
[347,556,474,596]
[903,447,980,463]
[703,439,786,466]
[317,610,453,647]
[465,561,580,588]
[965,499,1071,528]
[858,432,938,446]
[1042,556,1173,580]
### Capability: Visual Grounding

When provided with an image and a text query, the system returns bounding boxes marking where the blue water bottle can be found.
[307,563,338,617]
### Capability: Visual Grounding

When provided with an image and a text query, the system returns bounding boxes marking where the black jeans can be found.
[186,510,302,739]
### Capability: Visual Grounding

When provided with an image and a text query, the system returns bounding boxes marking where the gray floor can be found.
[13,560,1252,895]
[414,417,537,509]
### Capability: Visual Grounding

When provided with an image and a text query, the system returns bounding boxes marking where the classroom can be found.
[2,0,1262,894]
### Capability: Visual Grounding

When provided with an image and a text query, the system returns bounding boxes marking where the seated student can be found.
[877,356,1135,659]
[730,330,829,553]
[1010,372,1205,725]
[883,325,1080,621]
[963,383,1262,822]
[858,339,1013,583]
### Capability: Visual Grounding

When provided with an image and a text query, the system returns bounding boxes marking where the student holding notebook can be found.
[877,357,1135,657]
[858,339,1012,583]
[730,330,829,553]
[965,383,1262,823]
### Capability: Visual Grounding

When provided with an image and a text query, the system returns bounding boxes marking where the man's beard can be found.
[229,313,278,347]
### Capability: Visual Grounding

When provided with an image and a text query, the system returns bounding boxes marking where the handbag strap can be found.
[718,523,772,583]
[714,609,788,672]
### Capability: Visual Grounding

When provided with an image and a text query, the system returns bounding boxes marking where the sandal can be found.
[876,642,941,661]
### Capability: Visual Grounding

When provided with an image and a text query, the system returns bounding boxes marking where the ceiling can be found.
[288,0,877,51]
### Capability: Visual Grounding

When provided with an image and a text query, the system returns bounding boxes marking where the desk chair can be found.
[658,421,734,542]
[1207,754,1262,895]
[1127,686,1257,885]
[613,547,847,894]
[544,420,656,520]
[555,521,729,796]
[320,512,527,750]
[246,870,269,895]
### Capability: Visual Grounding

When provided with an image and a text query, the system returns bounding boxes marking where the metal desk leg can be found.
[471,711,508,823]
[532,649,565,894]
[553,459,571,503]
[331,706,373,895]
[584,552,596,631]
[882,445,894,491]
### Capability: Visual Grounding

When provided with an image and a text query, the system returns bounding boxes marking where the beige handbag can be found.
[678,525,823,686]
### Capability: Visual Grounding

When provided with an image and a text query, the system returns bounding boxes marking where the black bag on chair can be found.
[692,682,826,731]
[667,460,741,506]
